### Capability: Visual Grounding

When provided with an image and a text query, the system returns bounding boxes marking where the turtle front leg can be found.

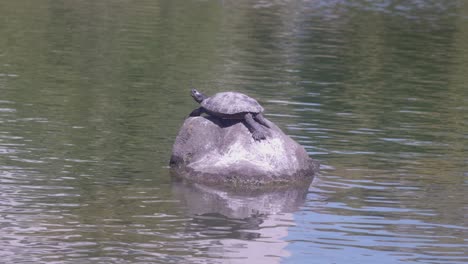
[189,107,205,117]
[254,113,271,128]
[245,113,267,141]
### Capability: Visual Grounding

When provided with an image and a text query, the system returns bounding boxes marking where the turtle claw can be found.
[252,130,266,141]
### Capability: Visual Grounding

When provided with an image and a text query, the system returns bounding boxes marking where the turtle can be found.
[189,88,271,140]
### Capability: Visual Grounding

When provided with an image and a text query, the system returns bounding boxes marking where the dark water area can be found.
[1,1,467,263]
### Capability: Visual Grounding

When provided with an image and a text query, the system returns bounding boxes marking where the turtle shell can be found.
[201,92,264,115]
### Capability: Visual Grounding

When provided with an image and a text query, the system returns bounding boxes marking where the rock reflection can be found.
[172,180,311,218]
[171,180,312,263]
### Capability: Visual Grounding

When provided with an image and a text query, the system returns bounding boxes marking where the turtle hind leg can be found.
[254,113,271,128]
[245,113,267,141]
[189,107,205,117]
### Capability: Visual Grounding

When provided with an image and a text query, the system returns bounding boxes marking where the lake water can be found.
[1,1,467,263]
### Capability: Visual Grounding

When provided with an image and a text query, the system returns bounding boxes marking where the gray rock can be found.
[170,116,319,187]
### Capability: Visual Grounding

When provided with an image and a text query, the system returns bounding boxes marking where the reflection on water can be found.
[172,182,312,263]
[1,0,468,263]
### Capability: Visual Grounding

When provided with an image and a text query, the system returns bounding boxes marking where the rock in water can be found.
[170,115,319,187]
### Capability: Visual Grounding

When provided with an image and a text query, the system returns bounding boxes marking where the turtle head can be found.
[191,89,207,103]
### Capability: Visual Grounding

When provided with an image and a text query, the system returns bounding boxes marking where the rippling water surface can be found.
[1,1,467,263]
